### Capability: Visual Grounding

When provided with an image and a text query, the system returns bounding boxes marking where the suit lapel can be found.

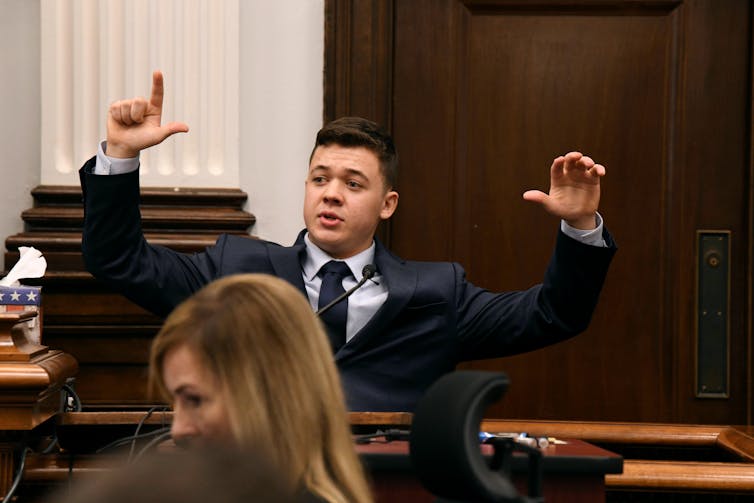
[336,240,416,361]
[268,230,308,295]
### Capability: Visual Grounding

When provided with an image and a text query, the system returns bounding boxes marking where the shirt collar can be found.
[302,233,376,281]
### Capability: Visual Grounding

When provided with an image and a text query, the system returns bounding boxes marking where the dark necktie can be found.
[318,260,352,352]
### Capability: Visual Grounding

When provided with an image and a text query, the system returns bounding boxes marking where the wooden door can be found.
[325,0,753,424]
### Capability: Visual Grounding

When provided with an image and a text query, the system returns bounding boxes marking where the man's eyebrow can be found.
[343,168,368,179]
[309,166,369,180]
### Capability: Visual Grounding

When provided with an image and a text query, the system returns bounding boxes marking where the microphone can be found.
[316,264,377,316]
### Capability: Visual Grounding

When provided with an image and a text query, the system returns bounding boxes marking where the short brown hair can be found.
[311,116,398,189]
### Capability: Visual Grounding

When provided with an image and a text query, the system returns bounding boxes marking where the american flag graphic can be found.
[0,286,41,311]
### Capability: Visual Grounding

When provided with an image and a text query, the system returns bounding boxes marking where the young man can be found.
[80,71,616,411]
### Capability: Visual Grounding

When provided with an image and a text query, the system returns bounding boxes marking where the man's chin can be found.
[314,240,344,257]
[308,230,339,249]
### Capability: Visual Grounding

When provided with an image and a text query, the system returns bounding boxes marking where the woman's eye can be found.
[183,394,202,407]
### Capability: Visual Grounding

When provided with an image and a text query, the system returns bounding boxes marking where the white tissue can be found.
[0,246,47,286]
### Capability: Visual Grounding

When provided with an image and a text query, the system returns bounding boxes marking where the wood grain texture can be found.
[2,185,255,406]
[325,0,754,424]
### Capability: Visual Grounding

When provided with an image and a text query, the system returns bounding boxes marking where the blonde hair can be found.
[149,274,372,503]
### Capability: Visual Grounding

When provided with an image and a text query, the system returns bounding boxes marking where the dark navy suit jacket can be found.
[80,157,617,411]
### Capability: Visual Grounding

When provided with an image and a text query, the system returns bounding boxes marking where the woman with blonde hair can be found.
[149,273,372,503]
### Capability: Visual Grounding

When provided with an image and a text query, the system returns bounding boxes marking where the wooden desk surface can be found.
[355,438,619,503]
[50,412,754,495]
[356,438,622,475]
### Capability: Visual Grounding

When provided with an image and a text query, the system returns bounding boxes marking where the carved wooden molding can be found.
[0,312,78,430]
[1,184,255,406]
[4,185,255,283]
[0,312,45,362]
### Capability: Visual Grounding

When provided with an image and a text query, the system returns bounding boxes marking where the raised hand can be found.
[105,70,189,158]
[522,151,605,230]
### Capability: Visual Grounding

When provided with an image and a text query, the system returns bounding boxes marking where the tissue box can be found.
[0,285,42,345]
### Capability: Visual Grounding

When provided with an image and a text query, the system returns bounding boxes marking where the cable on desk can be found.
[1,447,31,503]
[131,430,173,463]
[129,406,168,463]
[62,382,82,412]
[96,426,172,454]
[354,429,411,444]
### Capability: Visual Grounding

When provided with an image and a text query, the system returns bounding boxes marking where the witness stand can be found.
[1,307,754,502]
[5,410,620,503]
[6,405,754,501]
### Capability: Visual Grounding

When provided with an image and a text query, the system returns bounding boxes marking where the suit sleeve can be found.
[79,156,223,318]
[456,229,617,360]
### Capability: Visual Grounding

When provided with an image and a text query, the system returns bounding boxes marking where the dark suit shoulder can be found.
[219,233,280,249]
[206,234,308,294]
[209,234,290,273]
[374,238,460,274]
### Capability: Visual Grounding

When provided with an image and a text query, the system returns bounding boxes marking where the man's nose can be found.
[322,181,344,203]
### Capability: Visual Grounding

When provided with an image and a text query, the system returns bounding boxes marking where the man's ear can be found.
[380,190,399,220]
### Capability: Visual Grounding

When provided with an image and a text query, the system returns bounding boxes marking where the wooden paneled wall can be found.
[325,0,754,424]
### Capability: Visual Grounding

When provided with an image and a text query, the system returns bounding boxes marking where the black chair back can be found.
[409,370,528,502]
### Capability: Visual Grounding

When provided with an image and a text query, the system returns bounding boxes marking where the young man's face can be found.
[304,144,398,259]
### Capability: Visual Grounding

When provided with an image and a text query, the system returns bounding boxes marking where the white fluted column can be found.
[40,0,240,187]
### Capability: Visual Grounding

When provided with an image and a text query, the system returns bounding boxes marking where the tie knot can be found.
[319,260,352,279]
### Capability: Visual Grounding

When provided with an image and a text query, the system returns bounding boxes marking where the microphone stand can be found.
[316,265,377,316]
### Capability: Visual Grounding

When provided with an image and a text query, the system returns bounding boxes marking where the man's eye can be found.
[312,176,326,183]
[347,180,362,189]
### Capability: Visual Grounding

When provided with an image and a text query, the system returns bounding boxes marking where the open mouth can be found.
[319,212,341,222]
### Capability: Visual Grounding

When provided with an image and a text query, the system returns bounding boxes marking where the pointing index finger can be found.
[150,70,165,110]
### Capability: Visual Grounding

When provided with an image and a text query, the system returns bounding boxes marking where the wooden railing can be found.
[5,409,754,500]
